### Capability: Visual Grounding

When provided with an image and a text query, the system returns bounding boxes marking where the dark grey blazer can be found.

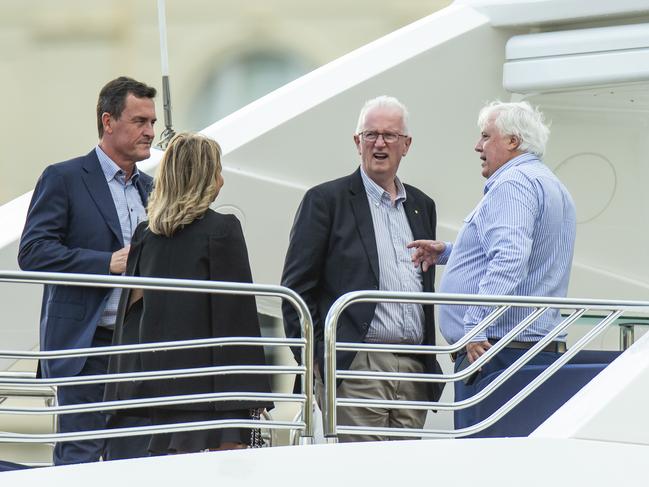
[281,168,443,401]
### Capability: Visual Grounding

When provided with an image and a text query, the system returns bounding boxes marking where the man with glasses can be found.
[282,96,443,441]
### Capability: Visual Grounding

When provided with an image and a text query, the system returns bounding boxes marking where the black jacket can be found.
[281,168,443,401]
[105,210,272,412]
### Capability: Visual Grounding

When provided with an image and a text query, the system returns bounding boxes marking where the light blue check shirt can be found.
[96,146,147,328]
[360,167,425,345]
[437,153,576,344]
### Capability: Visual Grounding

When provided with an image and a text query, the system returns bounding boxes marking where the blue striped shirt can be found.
[360,167,425,344]
[438,153,576,344]
[96,146,147,328]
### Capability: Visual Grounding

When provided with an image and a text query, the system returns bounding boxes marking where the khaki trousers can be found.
[316,351,428,442]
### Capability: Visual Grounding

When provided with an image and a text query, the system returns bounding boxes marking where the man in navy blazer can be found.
[282,96,443,442]
[19,77,157,464]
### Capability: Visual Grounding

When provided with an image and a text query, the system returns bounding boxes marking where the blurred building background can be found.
[0,0,451,204]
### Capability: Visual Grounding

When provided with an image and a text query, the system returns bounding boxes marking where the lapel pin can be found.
[414,209,419,214]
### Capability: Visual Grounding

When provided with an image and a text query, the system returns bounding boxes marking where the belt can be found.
[488,339,567,354]
[450,339,566,361]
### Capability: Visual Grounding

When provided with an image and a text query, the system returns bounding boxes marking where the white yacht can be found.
[1,0,649,484]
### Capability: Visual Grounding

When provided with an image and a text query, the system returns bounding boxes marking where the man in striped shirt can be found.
[282,96,443,441]
[409,101,576,430]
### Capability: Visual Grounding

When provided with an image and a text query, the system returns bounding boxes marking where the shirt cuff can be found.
[437,242,453,264]
[464,323,487,342]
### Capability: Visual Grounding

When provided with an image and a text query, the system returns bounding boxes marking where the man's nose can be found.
[474,140,482,152]
[144,122,155,138]
[375,134,387,147]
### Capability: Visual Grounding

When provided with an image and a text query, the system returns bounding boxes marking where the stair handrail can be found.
[0,270,314,443]
[323,290,649,439]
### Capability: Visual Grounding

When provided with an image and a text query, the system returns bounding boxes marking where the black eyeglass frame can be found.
[358,130,409,143]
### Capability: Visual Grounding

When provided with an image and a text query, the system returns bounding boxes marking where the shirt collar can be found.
[484,152,539,194]
[360,166,407,206]
[95,145,140,184]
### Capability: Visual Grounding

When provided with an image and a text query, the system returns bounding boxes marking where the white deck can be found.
[3,438,648,486]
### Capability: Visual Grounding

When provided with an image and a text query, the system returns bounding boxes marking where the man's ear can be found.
[509,135,521,151]
[353,134,362,155]
[102,112,112,135]
[403,136,412,156]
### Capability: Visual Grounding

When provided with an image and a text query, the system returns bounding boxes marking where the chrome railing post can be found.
[323,293,350,440]
[620,323,635,350]
[283,287,314,443]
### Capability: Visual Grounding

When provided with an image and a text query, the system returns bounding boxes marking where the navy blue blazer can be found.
[18,149,153,378]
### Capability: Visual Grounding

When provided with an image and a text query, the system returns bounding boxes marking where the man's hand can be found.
[407,239,446,272]
[109,246,130,274]
[466,341,492,363]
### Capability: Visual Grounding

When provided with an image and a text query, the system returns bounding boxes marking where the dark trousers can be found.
[453,347,561,433]
[54,326,151,465]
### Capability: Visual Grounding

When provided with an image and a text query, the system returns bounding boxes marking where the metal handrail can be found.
[0,372,56,398]
[0,270,314,444]
[0,419,304,444]
[335,306,552,385]
[0,392,302,415]
[323,290,649,438]
[0,364,304,388]
[0,336,304,361]
[334,308,587,407]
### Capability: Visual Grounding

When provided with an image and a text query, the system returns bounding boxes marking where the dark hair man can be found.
[19,76,157,464]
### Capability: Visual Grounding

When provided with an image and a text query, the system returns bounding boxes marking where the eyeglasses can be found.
[359,131,408,144]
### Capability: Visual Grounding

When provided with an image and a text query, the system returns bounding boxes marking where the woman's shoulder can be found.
[203,209,240,226]
[132,220,150,243]
[194,209,242,236]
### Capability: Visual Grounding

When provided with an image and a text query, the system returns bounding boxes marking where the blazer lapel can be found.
[403,196,427,241]
[403,189,435,292]
[135,172,153,207]
[81,150,123,246]
[349,169,380,283]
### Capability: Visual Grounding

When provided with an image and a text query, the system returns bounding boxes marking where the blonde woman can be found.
[106,132,271,454]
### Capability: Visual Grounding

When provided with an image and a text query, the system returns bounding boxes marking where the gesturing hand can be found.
[406,239,446,272]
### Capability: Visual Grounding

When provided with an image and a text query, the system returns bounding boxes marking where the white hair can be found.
[478,101,550,157]
[355,95,410,135]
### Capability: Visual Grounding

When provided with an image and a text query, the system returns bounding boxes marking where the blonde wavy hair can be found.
[147,132,222,237]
